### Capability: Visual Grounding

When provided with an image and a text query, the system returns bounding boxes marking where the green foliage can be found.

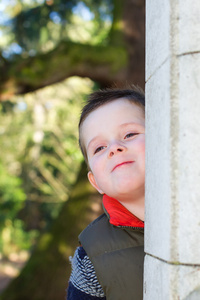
[0,76,95,257]
[0,164,26,226]
[0,162,102,300]
[0,164,39,256]
[0,219,39,257]
[0,0,113,57]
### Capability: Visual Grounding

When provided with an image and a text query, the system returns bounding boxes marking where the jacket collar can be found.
[103,194,144,228]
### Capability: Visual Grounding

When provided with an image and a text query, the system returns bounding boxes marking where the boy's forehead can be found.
[80,98,145,145]
[84,98,144,123]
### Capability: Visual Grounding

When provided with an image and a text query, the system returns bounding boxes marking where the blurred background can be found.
[0,0,145,299]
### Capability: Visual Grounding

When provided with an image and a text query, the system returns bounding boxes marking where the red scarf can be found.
[103,194,144,228]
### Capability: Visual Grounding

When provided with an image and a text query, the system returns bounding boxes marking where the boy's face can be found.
[80,98,145,202]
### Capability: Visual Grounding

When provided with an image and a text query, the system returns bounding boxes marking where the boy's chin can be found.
[109,184,144,201]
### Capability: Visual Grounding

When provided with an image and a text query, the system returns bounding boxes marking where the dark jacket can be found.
[79,194,144,300]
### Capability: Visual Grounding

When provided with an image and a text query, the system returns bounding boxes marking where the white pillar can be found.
[145,0,200,299]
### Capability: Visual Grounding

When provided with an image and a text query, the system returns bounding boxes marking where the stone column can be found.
[144,0,200,299]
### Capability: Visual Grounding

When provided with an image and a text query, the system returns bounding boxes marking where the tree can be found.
[0,0,145,298]
[0,0,145,99]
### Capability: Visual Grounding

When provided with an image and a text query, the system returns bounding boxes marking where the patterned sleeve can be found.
[67,246,106,300]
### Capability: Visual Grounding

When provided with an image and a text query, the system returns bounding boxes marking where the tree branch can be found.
[0,41,128,100]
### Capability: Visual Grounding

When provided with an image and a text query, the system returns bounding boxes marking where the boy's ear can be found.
[87,171,104,194]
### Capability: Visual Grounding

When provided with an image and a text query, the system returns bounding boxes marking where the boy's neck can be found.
[119,199,145,221]
[116,189,145,221]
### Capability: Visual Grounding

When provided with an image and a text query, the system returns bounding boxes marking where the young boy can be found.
[67,87,145,300]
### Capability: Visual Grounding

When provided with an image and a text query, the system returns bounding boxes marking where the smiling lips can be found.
[112,161,134,172]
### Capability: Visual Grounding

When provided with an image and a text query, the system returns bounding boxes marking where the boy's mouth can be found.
[112,161,134,172]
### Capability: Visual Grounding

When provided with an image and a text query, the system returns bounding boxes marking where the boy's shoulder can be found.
[79,212,144,259]
[78,213,107,246]
[81,213,107,232]
[78,213,107,258]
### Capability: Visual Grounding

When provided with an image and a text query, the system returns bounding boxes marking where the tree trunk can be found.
[123,0,145,88]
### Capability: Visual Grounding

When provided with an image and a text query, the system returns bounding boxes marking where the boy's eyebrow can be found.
[87,136,100,151]
[87,122,144,151]
[120,122,145,128]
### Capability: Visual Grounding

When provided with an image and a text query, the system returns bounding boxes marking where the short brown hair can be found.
[79,86,145,166]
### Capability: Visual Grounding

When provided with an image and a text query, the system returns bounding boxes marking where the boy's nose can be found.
[108,143,126,158]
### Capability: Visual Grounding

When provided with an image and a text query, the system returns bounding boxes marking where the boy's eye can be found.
[124,133,138,139]
[94,146,106,154]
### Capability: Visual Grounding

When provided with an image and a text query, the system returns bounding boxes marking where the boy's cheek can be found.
[87,156,96,171]
[137,137,145,152]
[89,156,102,171]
